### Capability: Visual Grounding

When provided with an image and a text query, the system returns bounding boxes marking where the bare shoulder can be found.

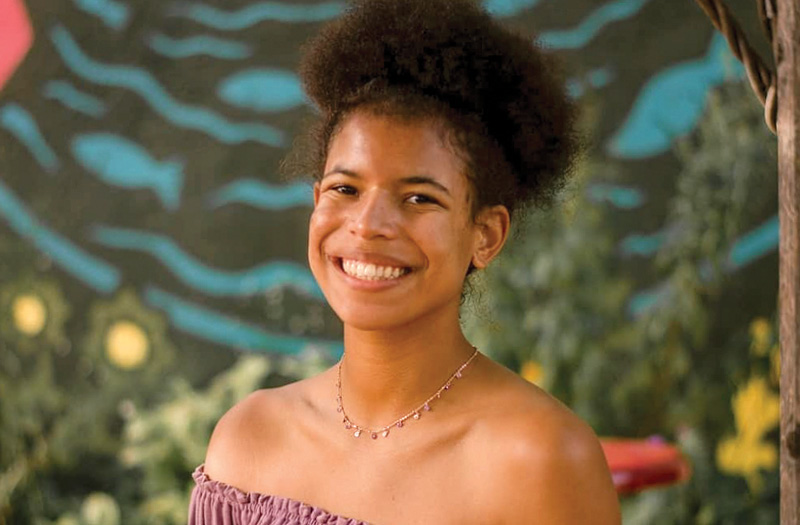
[467,363,621,524]
[202,379,309,490]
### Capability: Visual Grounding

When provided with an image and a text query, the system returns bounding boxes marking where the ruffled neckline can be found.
[192,464,372,524]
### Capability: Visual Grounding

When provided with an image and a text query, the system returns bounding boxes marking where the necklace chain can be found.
[336,347,479,440]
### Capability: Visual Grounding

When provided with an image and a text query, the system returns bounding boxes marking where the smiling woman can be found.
[190,1,621,524]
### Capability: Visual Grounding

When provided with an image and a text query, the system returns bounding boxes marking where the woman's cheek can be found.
[308,203,342,266]
[309,203,340,238]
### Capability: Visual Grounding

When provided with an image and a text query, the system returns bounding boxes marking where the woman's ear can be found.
[471,205,510,269]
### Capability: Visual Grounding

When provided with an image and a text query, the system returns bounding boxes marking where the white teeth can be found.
[341,259,408,281]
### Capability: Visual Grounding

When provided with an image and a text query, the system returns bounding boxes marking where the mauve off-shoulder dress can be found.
[188,465,372,525]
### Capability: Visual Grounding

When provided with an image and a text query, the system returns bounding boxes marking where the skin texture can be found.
[203,112,621,524]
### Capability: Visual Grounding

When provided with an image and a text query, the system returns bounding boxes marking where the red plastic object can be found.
[0,0,33,92]
[600,437,692,495]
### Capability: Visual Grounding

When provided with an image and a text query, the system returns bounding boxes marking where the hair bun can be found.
[297,0,578,214]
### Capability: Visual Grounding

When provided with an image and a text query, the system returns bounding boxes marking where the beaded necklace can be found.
[336,348,479,439]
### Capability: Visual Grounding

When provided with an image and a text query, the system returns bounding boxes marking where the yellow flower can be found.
[12,294,47,336]
[749,318,772,357]
[105,321,150,370]
[0,278,71,354]
[83,288,175,377]
[520,361,544,385]
[716,434,776,493]
[716,375,780,493]
[731,376,780,443]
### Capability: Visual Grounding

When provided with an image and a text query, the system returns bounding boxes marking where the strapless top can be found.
[189,464,372,525]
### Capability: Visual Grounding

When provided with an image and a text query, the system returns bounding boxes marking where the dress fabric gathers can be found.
[189,465,372,525]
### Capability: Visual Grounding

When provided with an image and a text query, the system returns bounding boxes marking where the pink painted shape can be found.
[0,0,34,92]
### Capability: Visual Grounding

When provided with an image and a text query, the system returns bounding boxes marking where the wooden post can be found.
[778,0,800,522]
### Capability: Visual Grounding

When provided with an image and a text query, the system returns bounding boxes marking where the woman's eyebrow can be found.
[399,176,451,196]
[322,166,358,179]
[322,168,451,196]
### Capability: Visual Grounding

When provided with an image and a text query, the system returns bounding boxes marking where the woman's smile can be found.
[326,255,414,292]
[338,258,410,281]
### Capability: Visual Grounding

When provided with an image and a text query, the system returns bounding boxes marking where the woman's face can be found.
[308,111,486,331]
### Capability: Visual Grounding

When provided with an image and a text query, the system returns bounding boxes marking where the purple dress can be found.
[189,465,372,525]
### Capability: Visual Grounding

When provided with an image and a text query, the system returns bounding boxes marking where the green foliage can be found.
[0,307,307,525]
[465,80,779,523]
[118,354,272,525]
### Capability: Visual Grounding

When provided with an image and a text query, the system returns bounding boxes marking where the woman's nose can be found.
[349,191,398,239]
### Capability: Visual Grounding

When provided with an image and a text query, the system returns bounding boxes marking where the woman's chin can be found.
[333,305,419,332]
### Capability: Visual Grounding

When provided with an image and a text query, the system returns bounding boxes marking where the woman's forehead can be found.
[325,112,466,183]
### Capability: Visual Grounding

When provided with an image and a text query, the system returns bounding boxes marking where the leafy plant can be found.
[465,79,779,523]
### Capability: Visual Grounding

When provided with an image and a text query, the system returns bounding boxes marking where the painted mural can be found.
[0,0,775,359]
[0,0,780,523]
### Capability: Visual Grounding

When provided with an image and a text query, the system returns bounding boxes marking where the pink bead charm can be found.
[423,403,431,411]
[397,420,404,428]
[371,432,378,439]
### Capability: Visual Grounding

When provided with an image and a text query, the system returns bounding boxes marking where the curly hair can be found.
[285,0,579,221]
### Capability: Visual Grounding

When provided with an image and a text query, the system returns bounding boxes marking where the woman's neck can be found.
[338,315,477,428]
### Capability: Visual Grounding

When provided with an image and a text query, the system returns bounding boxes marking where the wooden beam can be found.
[778,0,800,522]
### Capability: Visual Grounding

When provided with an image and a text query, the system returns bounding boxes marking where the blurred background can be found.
[0,0,780,523]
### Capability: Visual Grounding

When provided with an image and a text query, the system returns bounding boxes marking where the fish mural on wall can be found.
[71,133,185,211]
[0,0,776,368]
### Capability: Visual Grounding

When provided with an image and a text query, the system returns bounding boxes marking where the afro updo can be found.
[287,0,579,220]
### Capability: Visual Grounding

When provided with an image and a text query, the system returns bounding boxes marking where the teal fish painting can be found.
[71,133,184,211]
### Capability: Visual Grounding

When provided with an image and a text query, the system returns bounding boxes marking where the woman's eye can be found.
[331,185,357,195]
[407,194,438,205]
